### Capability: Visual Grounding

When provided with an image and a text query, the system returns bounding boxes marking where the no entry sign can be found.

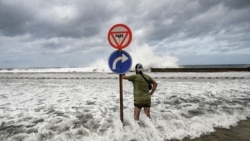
[107,24,132,50]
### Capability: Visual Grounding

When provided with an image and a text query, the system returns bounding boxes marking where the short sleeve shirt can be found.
[127,74,154,105]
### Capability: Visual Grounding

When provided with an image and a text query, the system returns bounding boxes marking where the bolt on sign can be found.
[108,24,132,50]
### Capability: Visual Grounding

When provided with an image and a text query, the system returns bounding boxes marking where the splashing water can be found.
[128,43,178,70]
[0,72,250,141]
[0,43,178,73]
[90,43,179,72]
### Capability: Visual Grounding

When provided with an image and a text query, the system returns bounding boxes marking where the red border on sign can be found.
[108,24,132,50]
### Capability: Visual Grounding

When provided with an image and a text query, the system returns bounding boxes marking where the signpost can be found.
[107,24,132,123]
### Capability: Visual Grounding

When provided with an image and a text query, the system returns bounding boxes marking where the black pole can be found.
[119,74,124,123]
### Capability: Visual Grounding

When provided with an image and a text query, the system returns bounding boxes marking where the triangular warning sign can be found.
[108,24,132,49]
[111,31,129,47]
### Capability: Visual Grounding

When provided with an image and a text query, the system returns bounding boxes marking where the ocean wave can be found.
[0,73,250,141]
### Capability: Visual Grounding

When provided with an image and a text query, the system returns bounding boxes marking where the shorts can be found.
[134,103,151,109]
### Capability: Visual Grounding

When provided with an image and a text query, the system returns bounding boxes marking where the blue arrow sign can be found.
[108,50,132,74]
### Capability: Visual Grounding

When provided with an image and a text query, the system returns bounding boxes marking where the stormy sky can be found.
[0,0,250,68]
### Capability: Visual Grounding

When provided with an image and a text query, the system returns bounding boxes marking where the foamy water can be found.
[0,72,250,141]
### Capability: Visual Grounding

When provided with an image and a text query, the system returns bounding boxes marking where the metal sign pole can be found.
[119,74,124,123]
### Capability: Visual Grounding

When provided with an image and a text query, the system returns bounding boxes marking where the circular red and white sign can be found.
[107,24,132,50]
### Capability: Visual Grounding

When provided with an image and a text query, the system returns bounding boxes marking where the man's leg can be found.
[144,107,151,119]
[134,106,141,120]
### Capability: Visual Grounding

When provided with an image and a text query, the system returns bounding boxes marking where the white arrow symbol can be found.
[112,53,129,69]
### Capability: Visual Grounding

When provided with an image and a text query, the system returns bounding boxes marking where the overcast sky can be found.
[1,0,250,68]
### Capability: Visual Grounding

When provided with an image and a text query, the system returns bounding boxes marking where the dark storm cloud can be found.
[221,0,250,9]
[0,1,33,36]
[143,0,250,42]
[33,2,112,38]
[0,0,113,39]
[0,0,250,67]
[0,0,115,62]
[137,0,250,55]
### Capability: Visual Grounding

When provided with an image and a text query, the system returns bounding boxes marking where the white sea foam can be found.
[0,72,250,141]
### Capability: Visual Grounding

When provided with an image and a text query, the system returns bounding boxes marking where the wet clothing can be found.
[126,73,154,106]
[134,103,151,109]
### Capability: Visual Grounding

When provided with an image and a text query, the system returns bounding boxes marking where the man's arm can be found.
[121,74,128,79]
[150,80,158,95]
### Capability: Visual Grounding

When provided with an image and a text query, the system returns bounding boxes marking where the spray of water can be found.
[128,43,178,70]
[90,43,179,72]
[0,44,178,73]
[89,59,110,72]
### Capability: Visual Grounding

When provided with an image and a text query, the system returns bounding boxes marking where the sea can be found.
[0,66,250,141]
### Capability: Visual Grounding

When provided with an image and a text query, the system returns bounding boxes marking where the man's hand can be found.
[121,74,127,79]
[150,81,158,95]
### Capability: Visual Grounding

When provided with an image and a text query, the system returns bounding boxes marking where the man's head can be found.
[135,63,143,74]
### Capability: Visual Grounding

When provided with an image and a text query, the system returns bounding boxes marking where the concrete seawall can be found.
[151,67,250,72]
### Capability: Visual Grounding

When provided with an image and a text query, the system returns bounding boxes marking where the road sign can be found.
[108,24,132,50]
[108,50,132,74]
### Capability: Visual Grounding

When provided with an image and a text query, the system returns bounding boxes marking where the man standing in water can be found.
[122,63,158,120]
